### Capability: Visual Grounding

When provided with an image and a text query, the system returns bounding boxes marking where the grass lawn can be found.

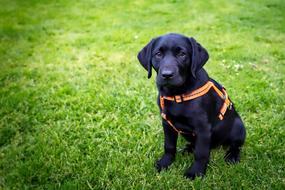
[0,0,284,189]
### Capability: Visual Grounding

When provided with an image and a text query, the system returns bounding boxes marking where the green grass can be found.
[0,0,284,189]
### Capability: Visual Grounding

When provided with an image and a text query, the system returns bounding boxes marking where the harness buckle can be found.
[228,102,233,110]
[174,95,183,103]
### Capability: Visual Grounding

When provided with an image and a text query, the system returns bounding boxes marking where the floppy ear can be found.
[188,37,209,78]
[137,38,156,79]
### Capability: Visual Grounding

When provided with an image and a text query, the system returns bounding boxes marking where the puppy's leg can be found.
[155,120,178,172]
[184,125,211,180]
[225,117,246,163]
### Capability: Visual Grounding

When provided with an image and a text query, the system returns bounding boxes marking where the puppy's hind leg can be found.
[182,135,196,154]
[224,117,246,164]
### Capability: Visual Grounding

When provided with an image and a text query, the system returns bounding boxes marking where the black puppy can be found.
[137,33,246,179]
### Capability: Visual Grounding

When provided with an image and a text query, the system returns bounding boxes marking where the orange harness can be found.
[160,81,232,135]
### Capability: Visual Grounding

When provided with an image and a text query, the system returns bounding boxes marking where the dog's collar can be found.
[160,81,232,134]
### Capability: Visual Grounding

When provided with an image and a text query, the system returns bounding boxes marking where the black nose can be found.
[161,70,174,79]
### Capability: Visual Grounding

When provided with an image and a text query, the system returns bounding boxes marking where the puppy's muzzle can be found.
[161,69,175,79]
[160,65,178,80]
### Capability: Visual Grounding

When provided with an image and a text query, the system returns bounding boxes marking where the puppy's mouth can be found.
[156,75,185,88]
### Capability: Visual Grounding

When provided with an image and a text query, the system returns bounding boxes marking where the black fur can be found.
[137,33,246,180]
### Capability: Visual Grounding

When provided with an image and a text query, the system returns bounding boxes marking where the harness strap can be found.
[162,81,214,103]
[160,81,232,134]
[161,113,185,134]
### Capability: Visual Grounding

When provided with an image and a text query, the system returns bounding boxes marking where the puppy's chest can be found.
[163,101,202,127]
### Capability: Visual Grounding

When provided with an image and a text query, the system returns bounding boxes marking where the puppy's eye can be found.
[178,52,186,58]
[155,51,163,58]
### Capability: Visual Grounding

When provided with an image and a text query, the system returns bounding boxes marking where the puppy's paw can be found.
[224,151,240,164]
[184,165,205,180]
[155,154,175,172]
[224,153,240,164]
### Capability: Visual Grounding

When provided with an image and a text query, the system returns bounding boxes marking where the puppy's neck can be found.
[158,69,209,96]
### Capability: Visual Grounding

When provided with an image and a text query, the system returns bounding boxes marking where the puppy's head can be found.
[137,33,209,87]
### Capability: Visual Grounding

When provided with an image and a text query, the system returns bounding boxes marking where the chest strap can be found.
[160,81,232,134]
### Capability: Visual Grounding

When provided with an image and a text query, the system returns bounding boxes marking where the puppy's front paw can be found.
[184,166,205,180]
[155,154,175,172]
